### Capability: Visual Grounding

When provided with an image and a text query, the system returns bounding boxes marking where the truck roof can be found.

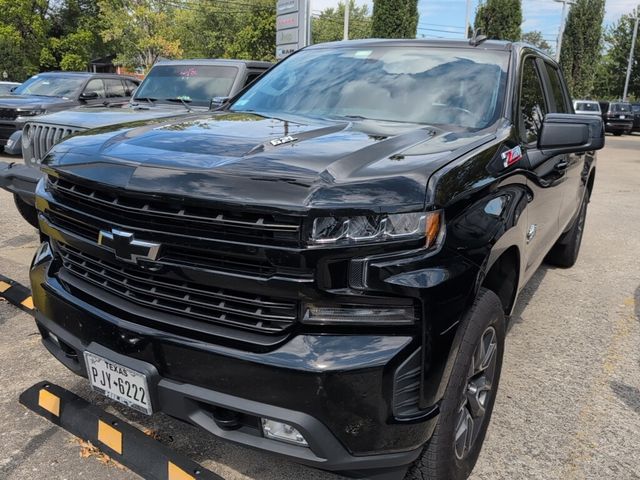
[152,59,273,69]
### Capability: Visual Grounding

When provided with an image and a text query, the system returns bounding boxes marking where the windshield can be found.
[13,75,86,98]
[231,47,509,129]
[576,102,599,112]
[611,103,631,113]
[133,65,239,106]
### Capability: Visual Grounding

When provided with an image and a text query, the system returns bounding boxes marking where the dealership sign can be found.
[276,0,310,59]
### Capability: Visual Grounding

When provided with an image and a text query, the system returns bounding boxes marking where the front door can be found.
[519,56,566,278]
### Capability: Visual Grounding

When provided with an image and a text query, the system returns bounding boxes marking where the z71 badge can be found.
[502,145,523,168]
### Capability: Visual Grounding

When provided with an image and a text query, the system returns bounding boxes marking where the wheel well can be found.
[482,247,519,314]
[587,168,596,199]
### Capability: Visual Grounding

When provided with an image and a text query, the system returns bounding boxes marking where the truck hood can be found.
[43,111,497,212]
[33,104,203,129]
[0,95,70,110]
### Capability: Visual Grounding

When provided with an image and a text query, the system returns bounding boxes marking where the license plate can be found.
[84,352,152,415]
[620,115,626,119]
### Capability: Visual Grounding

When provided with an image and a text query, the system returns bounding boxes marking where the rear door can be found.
[519,55,565,275]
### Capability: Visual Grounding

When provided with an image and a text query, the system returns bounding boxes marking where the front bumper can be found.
[0,161,42,205]
[31,253,438,476]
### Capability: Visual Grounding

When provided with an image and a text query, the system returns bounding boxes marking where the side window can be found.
[105,79,126,98]
[83,79,106,98]
[244,71,264,87]
[544,63,569,113]
[124,80,138,96]
[519,58,548,144]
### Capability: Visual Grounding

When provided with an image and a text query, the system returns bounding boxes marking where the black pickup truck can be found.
[30,39,603,480]
[0,59,271,227]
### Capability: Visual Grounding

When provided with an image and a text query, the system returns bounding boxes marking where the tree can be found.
[312,0,372,44]
[559,0,605,98]
[0,0,49,80]
[522,31,553,55]
[473,0,522,42]
[98,0,182,71]
[594,12,639,100]
[371,0,419,39]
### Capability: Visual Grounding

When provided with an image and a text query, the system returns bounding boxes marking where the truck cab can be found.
[29,40,603,480]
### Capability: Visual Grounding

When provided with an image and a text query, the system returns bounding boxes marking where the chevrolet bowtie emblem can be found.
[98,229,161,264]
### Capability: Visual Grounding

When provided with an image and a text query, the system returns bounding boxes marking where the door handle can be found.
[555,161,569,171]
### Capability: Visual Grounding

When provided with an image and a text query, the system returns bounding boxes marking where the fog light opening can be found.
[261,419,309,447]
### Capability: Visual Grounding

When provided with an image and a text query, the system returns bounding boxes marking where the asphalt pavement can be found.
[0,135,639,480]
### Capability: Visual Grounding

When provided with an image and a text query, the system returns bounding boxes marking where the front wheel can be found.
[405,288,505,480]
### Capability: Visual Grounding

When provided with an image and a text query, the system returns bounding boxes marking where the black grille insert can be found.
[57,243,298,335]
[47,176,302,245]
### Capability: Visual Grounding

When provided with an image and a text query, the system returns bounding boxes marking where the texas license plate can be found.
[84,351,152,415]
[620,115,626,119]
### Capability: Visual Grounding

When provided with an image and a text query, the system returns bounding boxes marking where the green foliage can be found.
[593,13,639,100]
[522,31,553,55]
[98,0,183,71]
[175,0,276,62]
[559,0,605,98]
[312,0,372,44]
[371,0,419,39]
[473,0,522,42]
[60,53,87,71]
[0,0,49,80]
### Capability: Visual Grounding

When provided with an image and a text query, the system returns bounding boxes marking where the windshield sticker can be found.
[179,68,198,77]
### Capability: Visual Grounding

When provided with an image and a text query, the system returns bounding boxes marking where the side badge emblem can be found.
[526,224,537,243]
[502,146,523,168]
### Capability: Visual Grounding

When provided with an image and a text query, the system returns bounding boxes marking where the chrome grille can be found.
[23,123,84,166]
[57,243,298,335]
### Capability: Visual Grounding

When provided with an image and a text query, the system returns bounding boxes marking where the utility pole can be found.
[554,0,574,62]
[623,6,639,101]
[343,1,350,40]
[465,0,472,39]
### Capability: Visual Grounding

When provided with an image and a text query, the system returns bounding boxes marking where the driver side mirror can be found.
[79,91,99,101]
[538,113,604,154]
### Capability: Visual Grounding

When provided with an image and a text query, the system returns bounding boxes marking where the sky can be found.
[309,0,639,49]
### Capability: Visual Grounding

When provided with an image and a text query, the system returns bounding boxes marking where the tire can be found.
[613,132,623,136]
[405,288,505,480]
[13,194,39,229]
[546,189,588,268]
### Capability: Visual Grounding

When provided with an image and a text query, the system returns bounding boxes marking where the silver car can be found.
[573,100,601,116]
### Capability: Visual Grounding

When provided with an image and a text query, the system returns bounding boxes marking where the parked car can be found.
[0,72,140,153]
[30,39,603,480]
[598,100,633,135]
[573,99,601,116]
[632,103,640,133]
[0,59,271,227]
[0,81,20,95]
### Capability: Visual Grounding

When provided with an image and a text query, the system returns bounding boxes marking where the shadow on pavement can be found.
[506,265,549,334]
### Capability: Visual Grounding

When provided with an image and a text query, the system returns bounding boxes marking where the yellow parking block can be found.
[168,462,195,480]
[98,420,122,454]
[0,281,10,293]
[21,296,34,309]
[38,388,60,417]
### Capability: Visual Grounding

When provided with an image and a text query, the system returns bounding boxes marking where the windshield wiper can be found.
[165,97,192,112]
[133,97,156,105]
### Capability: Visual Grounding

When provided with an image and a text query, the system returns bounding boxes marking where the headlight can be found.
[309,211,443,247]
[17,109,46,117]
